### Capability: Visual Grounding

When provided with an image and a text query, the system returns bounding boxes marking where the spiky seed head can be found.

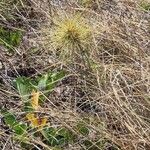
[52,15,91,48]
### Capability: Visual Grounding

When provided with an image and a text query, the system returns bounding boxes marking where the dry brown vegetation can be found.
[0,0,150,150]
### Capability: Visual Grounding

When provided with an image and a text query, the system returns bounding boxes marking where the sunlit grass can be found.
[52,15,91,48]
[0,0,150,150]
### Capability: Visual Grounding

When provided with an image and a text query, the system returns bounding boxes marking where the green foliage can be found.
[140,2,150,11]
[2,71,68,149]
[1,109,27,135]
[12,123,27,135]
[37,71,66,92]
[57,128,75,143]
[37,74,49,91]
[14,77,31,102]
[76,122,89,136]
[43,127,75,147]
[13,71,66,111]
[0,27,22,52]
[14,77,33,111]
[1,109,16,126]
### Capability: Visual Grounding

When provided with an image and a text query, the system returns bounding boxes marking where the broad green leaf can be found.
[51,71,66,82]
[37,74,48,90]
[14,77,31,102]
[46,71,66,91]
[13,123,27,135]
[36,71,66,95]
[1,110,27,135]
[1,110,16,127]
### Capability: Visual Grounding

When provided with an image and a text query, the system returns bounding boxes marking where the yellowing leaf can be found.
[31,90,40,110]
[26,113,35,122]
[26,113,47,128]
[36,117,47,128]
[31,117,47,128]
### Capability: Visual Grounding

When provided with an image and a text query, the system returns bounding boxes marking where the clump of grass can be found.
[79,0,93,7]
[0,0,22,20]
[140,1,150,11]
[48,15,91,61]
[52,15,90,47]
[0,27,22,52]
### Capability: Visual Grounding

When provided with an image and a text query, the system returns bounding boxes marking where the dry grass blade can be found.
[0,0,150,150]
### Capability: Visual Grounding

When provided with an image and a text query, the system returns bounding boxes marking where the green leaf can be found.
[1,110,17,127]
[43,127,58,146]
[13,123,27,135]
[51,71,66,82]
[36,71,66,93]
[46,71,66,91]
[14,77,31,102]
[57,128,75,142]
[0,26,22,52]
[42,127,75,147]
[1,109,27,135]
[37,74,48,91]
[76,122,89,136]
[140,2,150,11]
[24,102,33,112]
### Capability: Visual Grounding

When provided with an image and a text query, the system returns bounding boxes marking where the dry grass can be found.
[0,0,150,150]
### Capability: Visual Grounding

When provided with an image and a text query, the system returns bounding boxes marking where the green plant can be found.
[140,1,150,11]
[49,15,92,63]
[76,121,89,136]
[52,15,90,47]
[1,71,70,149]
[43,127,75,147]
[0,27,22,52]
[13,71,66,111]
[1,109,27,136]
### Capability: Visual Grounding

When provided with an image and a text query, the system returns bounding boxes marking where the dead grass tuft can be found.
[0,0,150,150]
